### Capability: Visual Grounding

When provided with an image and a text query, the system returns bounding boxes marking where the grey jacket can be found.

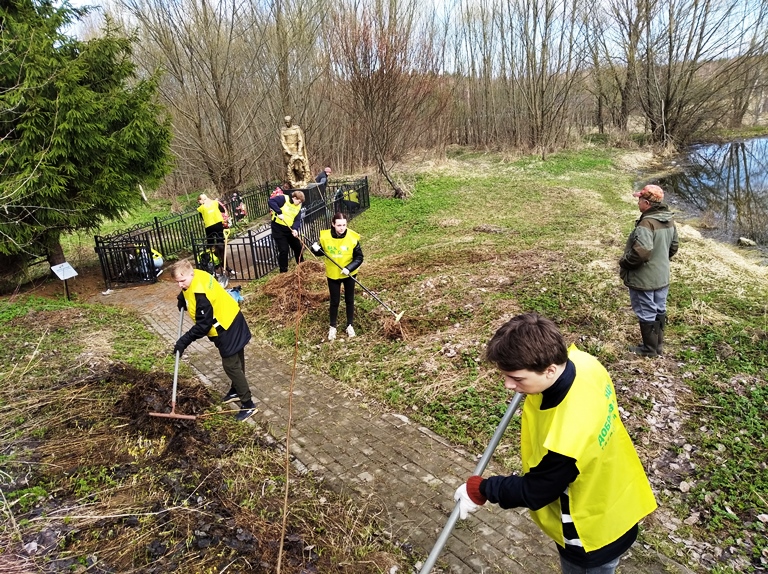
[619,204,679,291]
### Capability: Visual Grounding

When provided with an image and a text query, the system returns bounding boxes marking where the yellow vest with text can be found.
[319,229,360,280]
[522,346,657,551]
[183,270,239,337]
[272,199,301,228]
[198,200,223,228]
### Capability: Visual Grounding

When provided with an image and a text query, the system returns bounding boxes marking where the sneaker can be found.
[346,325,356,338]
[328,326,337,341]
[222,390,240,404]
[235,406,257,422]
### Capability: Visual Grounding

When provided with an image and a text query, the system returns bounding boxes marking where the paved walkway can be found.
[92,277,694,574]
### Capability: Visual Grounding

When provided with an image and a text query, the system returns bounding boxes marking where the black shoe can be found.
[236,406,257,422]
[222,390,240,404]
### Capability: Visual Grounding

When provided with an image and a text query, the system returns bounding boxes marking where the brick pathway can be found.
[91,277,694,574]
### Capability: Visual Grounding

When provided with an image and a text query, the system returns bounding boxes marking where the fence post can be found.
[154,216,166,258]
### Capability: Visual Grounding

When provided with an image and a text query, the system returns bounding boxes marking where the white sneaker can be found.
[346,325,356,338]
[328,326,337,341]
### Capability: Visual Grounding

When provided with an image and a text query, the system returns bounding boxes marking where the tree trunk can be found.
[45,233,66,267]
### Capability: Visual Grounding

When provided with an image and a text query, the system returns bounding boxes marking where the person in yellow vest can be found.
[170,259,256,422]
[197,193,228,263]
[310,212,364,340]
[454,313,657,573]
[268,189,305,273]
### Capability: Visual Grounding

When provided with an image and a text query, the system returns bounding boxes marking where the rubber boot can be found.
[629,321,659,357]
[655,312,667,356]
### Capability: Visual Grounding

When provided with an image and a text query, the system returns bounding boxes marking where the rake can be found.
[149,308,197,421]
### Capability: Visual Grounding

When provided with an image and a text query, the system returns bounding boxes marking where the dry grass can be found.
[0,311,412,573]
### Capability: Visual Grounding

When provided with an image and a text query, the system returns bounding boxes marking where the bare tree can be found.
[498,0,590,156]
[115,0,274,198]
[331,0,448,197]
[587,0,655,133]
[636,0,768,147]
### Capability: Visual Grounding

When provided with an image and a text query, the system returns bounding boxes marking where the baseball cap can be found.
[633,184,664,203]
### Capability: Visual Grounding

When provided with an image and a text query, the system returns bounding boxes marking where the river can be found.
[655,136,768,248]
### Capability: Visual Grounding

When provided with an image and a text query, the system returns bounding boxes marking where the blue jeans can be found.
[559,555,621,574]
[628,286,669,322]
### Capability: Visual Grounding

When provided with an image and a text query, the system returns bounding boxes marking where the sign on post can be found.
[50,262,78,300]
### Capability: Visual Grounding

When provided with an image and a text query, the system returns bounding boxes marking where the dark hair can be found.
[282,181,292,190]
[331,212,347,224]
[485,313,567,373]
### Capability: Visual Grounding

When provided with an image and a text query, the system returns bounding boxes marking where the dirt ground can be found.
[5,262,174,301]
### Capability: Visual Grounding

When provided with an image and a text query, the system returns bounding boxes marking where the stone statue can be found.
[280,115,311,188]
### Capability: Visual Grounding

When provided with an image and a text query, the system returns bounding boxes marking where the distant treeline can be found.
[89,0,767,197]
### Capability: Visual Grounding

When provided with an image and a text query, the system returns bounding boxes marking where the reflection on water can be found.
[659,137,768,244]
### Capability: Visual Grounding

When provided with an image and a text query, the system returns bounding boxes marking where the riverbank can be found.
[240,146,768,573]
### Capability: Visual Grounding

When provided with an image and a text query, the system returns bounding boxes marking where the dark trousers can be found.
[271,223,303,272]
[205,223,225,262]
[221,349,251,403]
[328,276,355,327]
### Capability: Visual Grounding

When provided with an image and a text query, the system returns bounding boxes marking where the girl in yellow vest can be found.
[170,259,257,422]
[269,189,305,273]
[454,313,657,573]
[197,193,228,263]
[310,212,364,341]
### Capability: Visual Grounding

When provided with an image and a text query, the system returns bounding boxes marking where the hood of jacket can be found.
[639,203,675,224]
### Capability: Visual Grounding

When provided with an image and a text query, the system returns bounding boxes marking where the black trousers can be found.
[205,222,225,262]
[271,222,303,272]
[328,276,355,327]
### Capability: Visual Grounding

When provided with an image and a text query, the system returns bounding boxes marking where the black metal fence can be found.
[94,177,369,289]
[94,236,160,288]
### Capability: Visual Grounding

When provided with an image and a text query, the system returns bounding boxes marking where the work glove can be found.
[341,267,350,276]
[454,484,480,520]
[172,340,187,358]
[177,292,187,311]
[277,213,285,220]
[312,242,321,252]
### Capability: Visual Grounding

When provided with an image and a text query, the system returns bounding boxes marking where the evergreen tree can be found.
[0,0,172,270]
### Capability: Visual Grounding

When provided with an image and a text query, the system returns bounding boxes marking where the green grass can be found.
[10,145,768,572]
[240,146,768,573]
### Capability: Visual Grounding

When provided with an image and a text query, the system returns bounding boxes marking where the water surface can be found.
[658,136,768,245]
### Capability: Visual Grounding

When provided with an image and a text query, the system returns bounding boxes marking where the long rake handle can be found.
[419,392,524,574]
[222,228,230,272]
[170,308,184,408]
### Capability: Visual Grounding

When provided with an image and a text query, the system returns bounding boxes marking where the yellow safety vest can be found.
[522,346,657,551]
[197,200,224,228]
[272,199,301,228]
[319,229,360,280]
[344,188,359,204]
[183,270,240,337]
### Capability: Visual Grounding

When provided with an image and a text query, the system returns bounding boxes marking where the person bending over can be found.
[171,259,257,422]
[269,190,305,273]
